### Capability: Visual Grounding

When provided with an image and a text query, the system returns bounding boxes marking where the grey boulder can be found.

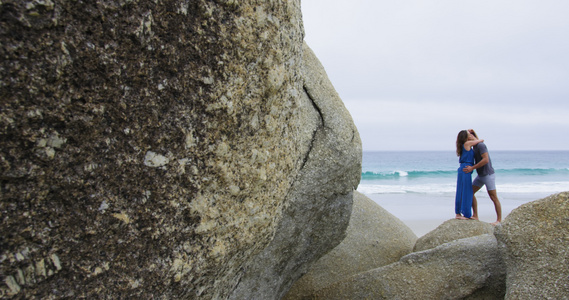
[228,42,362,300]
[313,234,506,300]
[495,192,569,299]
[414,218,495,252]
[284,191,416,299]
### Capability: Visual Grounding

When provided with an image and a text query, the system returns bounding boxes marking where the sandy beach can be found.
[364,191,550,237]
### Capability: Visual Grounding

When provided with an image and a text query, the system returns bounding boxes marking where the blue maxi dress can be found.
[455,146,475,218]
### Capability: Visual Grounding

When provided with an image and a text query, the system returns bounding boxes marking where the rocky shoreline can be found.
[285,191,569,299]
[1,1,567,299]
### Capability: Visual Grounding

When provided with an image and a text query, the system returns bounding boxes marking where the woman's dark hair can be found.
[456,130,468,157]
[469,129,479,139]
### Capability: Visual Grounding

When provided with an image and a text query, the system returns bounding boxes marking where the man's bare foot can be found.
[456,215,468,220]
[471,215,479,220]
[491,221,501,226]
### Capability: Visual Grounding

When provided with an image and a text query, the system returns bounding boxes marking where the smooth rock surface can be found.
[228,42,361,300]
[313,235,506,300]
[0,1,349,298]
[284,191,416,299]
[494,192,569,299]
[414,218,495,252]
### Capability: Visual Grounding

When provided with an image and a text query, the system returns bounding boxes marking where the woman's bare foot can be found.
[471,215,479,220]
[491,221,501,226]
[455,215,468,220]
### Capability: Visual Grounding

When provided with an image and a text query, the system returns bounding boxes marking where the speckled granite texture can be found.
[1,1,363,298]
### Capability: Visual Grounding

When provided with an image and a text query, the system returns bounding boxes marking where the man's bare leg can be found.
[471,185,482,220]
[488,189,502,225]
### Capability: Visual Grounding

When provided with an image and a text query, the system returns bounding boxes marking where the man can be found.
[462,129,502,225]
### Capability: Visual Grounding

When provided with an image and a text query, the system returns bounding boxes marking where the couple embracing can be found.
[455,129,502,225]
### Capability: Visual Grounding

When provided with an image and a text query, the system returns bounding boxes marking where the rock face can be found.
[314,234,506,300]
[494,192,569,299]
[284,191,416,299]
[414,219,494,252]
[1,1,361,298]
[228,42,361,299]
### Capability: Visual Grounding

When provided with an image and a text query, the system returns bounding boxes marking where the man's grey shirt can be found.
[473,142,495,176]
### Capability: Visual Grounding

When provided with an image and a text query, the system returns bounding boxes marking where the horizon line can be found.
[362,149,569,152]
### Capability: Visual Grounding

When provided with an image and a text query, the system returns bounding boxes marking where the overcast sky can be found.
[301,0,569,151]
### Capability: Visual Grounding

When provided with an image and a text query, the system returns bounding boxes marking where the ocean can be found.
[358,151,569,236]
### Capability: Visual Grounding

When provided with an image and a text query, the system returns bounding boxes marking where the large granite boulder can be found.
[228,42,361,299]
[494,192,569,299]
[414,219,494,252]
[0,1,360,298]
[313,234,506,300]
[283,191,415,299]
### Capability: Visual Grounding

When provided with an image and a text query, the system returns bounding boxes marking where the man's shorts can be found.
[473,173,496,191]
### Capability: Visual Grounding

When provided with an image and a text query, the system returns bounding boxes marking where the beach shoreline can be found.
[362,191,554,237]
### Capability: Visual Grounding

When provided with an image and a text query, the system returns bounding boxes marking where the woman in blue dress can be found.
[455,130,484,220]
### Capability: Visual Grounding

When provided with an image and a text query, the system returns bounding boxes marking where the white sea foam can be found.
[357,183,455,195]
[395,170,408,177]
[357,181,569,195]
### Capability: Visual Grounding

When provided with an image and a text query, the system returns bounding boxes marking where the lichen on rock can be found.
[0,0,327,298]
[227,42,362,300]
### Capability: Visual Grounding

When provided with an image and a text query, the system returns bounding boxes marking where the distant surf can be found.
[358,151,569,197]
[361,168,569,180]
